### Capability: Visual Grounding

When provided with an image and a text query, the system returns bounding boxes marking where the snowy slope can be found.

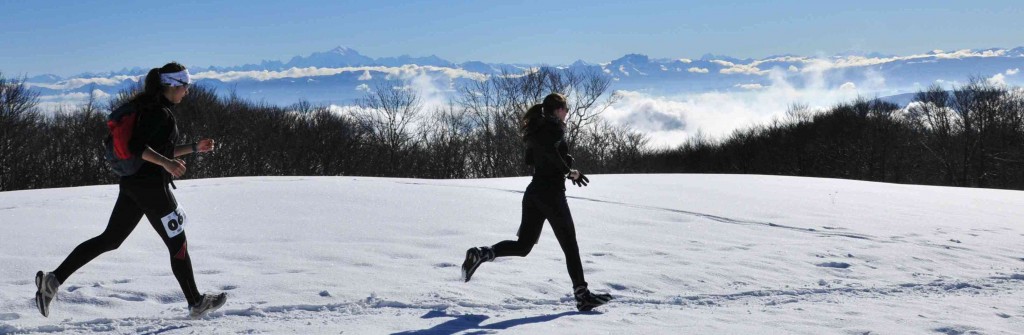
[1,175,1023,334]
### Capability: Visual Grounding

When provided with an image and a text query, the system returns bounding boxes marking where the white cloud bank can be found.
[194,65,487,83]
[28,75,141,91]
[989,73,1007,86]
[711,60,768,75]
[603,67,885,148]
[735,83,764,90]
[358,70,373,81]
[690,49,1016,78]
[36,89,112,113]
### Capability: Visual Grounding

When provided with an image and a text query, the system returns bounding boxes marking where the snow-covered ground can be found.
[1,175,1022,334]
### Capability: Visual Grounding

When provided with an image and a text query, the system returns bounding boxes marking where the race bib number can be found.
[160,207,186,238]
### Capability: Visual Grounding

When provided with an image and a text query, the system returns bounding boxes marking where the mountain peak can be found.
[328,46,360,55]
[613,54,650,64]
[570,59,592,67]
[700,53,745,63]
[283,47,374,68]
[833,50,895,59]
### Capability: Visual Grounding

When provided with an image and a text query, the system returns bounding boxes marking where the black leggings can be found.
[491,185,587,288]
[53,180,202,305]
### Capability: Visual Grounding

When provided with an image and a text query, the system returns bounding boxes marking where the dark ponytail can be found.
[520,93,568,141]
[129,62,187,107]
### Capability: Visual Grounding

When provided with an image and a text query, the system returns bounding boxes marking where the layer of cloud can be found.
[27,75,140,91]
[677,49,1017,78]
[711,60,767,75]
[193,65,487,83]
[795,49,1012,73]
[989,73,1007,86]
[37,89,111,102]
[603,65,884,148]
[688,67,709,74]
[36,89,112,113]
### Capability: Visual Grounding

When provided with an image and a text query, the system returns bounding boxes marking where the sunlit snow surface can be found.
[2,175,1023,334]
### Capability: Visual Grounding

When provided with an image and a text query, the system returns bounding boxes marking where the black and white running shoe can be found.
[574,285,613,312]
[35,271,60,317]
[461,246,493,282]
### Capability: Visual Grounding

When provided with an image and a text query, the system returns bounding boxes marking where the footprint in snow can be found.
[816,262,851,269]
[933,326,977,335]
[109,293,146,302]
[606,283,628,291]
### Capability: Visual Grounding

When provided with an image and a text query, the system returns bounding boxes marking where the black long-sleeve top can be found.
[524,116,574,190]
[124,97,179,182]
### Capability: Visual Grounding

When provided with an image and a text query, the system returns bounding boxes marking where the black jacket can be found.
[124,97,179,183]
[524,116,573,189]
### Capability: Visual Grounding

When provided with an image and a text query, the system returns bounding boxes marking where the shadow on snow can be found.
[392,309,596,335]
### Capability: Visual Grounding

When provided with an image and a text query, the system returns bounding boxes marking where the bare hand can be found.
[569,169,581,180]
[197,138,216,153]
[163,159,187,178]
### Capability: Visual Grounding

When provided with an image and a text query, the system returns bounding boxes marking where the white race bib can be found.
[160,207,186,238]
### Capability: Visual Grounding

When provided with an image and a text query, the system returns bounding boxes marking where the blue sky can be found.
[2,0,1021,76]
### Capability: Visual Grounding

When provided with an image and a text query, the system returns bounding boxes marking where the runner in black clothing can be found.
[461,93,612,312]
[35,62,226,319]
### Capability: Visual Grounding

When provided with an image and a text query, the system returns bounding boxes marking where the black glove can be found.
[569,173,589,187]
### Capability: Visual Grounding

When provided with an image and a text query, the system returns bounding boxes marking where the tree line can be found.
[0,68,646,191]
[641,78,1024,190]
[2,71,1022,192]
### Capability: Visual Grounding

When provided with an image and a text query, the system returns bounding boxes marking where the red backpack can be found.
[103,103,145,176]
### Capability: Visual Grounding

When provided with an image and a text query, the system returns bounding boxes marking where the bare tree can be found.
[0,73,41,191]
[949,78,1008,186]
[562,67,621,149]
[456,67,536,177]
[358,80,423,174]
[420,102,472,178]
[907,85,959,184]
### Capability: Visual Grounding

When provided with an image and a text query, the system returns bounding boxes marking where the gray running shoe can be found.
[189,292,227,319]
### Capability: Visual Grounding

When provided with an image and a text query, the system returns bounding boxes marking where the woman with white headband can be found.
[35,62,226,319]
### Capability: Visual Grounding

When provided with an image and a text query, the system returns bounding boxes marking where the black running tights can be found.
[491,188,587,288]
[53,181,202,305]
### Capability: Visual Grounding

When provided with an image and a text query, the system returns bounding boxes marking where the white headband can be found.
[160,70,191,87]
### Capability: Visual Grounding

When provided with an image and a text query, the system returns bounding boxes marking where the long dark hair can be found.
[129,62,186,107]
[520,93,567,140]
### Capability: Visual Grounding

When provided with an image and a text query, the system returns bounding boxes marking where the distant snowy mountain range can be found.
[23,46,1024,109]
